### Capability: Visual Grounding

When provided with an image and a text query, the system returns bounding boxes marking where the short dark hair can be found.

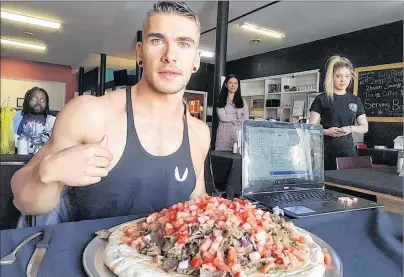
[143,1,200,34]
[21,87,50,116]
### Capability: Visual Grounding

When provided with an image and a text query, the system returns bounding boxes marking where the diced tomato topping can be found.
[259,263,274,273]
[123,195,315,275]
[227,247,237,264]
[176,235,187,245]
[322,248,332,266]
[202,251,215,263]
[234,270,247,277]
[213,257,229,272]
[190,257,203,268]
[324,253,332,266]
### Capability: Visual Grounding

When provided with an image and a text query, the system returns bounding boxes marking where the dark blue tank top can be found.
[72,87,196,220]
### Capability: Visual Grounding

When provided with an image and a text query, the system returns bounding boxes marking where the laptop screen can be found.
[242,120,324,195]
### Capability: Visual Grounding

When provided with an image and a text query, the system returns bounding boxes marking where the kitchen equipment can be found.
[26,227,53,277]
[17,136,29,155]
[394,136,403,150]
[0,232,42,265]
[397,150,403,173]
[374,145,387,149]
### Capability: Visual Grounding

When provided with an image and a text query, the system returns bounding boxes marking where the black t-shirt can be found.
[310,93,365,155]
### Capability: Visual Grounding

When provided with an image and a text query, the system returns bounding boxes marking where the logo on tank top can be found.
[348,103,357,112]
[175,166,188,182]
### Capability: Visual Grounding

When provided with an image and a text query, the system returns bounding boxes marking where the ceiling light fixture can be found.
[1,38,47,51]
[1,10,61,29]
[200,50,215,58]
[240,22,286,39]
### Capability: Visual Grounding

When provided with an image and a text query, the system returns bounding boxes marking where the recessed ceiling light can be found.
[200,50,214,58]
[240,22,286,39]
[1,10,61,29]
[1,38,46,51]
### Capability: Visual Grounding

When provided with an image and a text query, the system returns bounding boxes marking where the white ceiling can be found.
[1,1,402,71]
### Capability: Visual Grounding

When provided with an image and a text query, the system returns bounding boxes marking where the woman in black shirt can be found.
[309,55,368,170]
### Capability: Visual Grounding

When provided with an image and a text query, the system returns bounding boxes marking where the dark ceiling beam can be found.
[201,1,280,35]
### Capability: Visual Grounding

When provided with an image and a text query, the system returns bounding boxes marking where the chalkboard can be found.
[354,63,403,122]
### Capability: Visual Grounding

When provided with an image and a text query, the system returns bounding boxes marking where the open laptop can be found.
[241,120,382,218]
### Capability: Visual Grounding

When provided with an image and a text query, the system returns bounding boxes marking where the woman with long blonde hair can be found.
[309,55,368,170]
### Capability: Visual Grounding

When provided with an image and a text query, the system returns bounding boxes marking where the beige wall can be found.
[1,77,66,110]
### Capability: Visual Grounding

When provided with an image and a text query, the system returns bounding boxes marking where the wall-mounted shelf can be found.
[239,69,320,121]
[265,69,320,121]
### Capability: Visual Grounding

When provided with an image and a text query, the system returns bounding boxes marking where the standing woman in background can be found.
[309,55,368,170]
[215,74,249,151]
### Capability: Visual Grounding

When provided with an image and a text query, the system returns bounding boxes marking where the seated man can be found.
[11,1,210,222]
[13,87,56,138]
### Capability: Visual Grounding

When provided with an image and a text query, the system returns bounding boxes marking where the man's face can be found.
[137,13,201,94]
[29,91,47,114]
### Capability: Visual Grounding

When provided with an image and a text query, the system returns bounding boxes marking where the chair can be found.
[204,150,226,197]
[336,156,373,170]
[0,163,24,230]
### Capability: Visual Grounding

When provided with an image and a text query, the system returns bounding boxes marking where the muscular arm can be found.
[11,95,107,215]
[189,120,211,199]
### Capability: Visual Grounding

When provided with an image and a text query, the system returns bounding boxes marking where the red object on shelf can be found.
[357,143,367,149]
[372,164,388,168]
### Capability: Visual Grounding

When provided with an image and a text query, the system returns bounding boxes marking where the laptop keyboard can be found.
[262,190,339,204]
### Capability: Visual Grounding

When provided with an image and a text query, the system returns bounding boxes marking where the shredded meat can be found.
[161,237,176,253]
[229,227,243,239]
[161,257,178,272]
[140,242,161,256]
[177,267,198,276]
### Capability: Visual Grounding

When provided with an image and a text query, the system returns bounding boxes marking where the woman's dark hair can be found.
[217,74,244,109]
[21,87,50,116]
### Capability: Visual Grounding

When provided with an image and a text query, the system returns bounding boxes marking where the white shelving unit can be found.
[240,69,320,121]
[240,77,266,119]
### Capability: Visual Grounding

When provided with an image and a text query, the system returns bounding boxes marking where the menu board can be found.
[354,63,403,122]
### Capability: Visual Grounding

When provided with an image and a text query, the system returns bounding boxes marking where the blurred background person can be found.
[13,87,56,151]
[215,74,249,151]
[309,55,368,170]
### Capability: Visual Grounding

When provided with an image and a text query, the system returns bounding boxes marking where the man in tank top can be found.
[11,1,211,220]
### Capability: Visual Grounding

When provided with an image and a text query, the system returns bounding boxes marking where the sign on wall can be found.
[354,62,403,122]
